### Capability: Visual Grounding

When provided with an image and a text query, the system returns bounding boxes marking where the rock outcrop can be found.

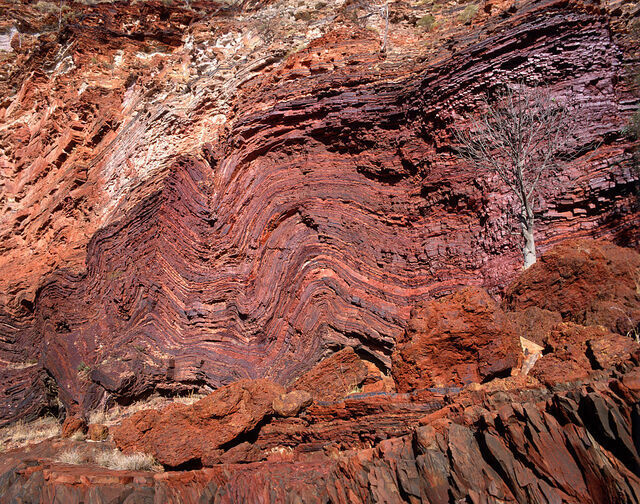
[531,322,638,387]
[505,239,640,334]
[0,0,640,500]
[289,347,371,401]
[392,287,521,391]
[1,238,640,501]
[0,0,638,423]
[3,355,640,503]
[111,378,283,468]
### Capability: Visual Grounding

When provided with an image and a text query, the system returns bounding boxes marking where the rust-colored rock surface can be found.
[505,239,640,334]
[111,378,283,468]
[392,287,521,391]
[1,0,640,500]
[531,322,639,387]
[289,347,370,401]
[60,415,86,439]
[87,423,108,442]
[3,354,640,502]
[0,0,638,424]
[272,390,312,418]
[508,306,563,345]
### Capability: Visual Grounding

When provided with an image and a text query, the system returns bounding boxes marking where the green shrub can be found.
[77,362,91,377]
[458,4,479,24]
[416,14,436,30]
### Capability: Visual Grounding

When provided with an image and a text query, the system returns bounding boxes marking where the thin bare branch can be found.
[453,83,576,268]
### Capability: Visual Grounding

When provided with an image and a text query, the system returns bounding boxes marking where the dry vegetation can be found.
[0,391,205,453]
[56,447,87,465]
[55,446,161,471]
[88,391,207,426]
[0,416,61,451]
[95,449,161,471]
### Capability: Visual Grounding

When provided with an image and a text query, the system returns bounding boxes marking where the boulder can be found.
[289,347,369,401]
[362,375,396,394]
[505,239,640,335]
[272,390,313,417]
[391,287,521,392]
[87,423,109,442]
[61,415,86,438]
[507,306,562,345]
[531,322,639,387]
[111,378,284,468]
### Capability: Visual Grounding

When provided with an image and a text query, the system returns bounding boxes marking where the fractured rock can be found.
[289,347,369,401]
[505,239,640,335]
[273,390,313,418]
[391,287,521,391]
[111,379,284,468]
[61,416,86,438]
[531,322,639,387]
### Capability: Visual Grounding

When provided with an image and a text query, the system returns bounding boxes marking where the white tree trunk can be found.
[521,212,536,269]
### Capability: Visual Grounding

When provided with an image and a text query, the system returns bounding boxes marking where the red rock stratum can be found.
[0,0,639,500]
[1,0,638,423]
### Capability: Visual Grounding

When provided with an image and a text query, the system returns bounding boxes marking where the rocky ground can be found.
[0,0,639,501]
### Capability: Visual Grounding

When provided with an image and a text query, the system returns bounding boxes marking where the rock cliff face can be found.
[0,0,640,499]
[1,0,638,424]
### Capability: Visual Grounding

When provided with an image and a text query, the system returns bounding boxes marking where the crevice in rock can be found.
[480,367,513,383]
[585,341,603,370]
[164,458,204,472]
[218,415,273,453]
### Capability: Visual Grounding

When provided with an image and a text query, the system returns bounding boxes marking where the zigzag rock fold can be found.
[1,0,638,422]
[0,0,640,500]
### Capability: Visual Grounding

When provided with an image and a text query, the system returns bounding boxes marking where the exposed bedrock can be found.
[1,0,639,422]
[391,286,522,391]
[1,241,639,501]
[505,238,640,334]
[3,358,640,503]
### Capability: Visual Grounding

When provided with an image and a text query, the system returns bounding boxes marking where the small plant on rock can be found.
[458,3,478,24]
[57,447,86,465]
[416,14,436,30]
[95,449,161,471]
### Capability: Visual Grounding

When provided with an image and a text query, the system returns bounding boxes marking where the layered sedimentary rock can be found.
[1,0,638,424]
[1,239,640,501]
[3,349,640,503]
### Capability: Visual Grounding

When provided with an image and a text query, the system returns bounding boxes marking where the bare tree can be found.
[379,1,389,54]
[455,84,574,269]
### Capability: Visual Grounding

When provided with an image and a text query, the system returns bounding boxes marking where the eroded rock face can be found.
[289,347,370,402]
[505,239,640,335]
[3,357,640,503]
[111,378,283,468]
[530,322,639,387]
[60,416,86,439]
[508,306,563,345]
[0,0,639,423]
[392,287,521,391]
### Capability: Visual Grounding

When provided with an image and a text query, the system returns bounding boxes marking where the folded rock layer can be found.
[0,0,638,424]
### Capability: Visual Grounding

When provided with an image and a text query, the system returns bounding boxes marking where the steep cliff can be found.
[1,0,638,426]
